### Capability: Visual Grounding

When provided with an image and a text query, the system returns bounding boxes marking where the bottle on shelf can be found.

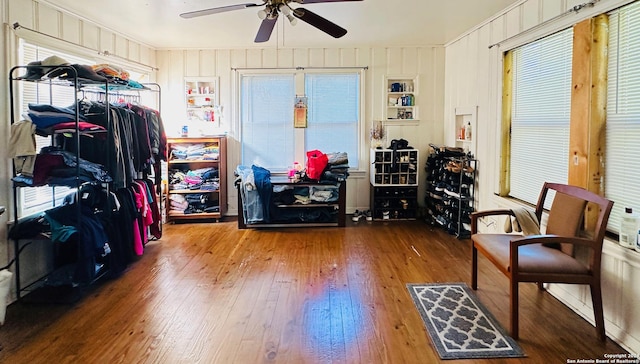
[464,121,472,140]
[620,207,639,248]
[459,124,466,140]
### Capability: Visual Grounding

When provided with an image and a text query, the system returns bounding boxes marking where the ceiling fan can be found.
[180,0,363,43]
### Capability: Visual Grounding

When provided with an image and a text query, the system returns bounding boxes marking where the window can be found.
[16,42,94,218]
[304,73,360,166]
[240,71,361,172]
[605,1,640,233]
[509,28,573,206]
[240,74,296,169]
[15,41,149,218]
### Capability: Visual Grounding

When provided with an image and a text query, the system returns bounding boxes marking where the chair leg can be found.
[471,244,478,290]
[537,282,545,291]
[511,278,519,340]
[590,282,606,342]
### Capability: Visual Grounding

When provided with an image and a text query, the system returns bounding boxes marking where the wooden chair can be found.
[471,182,614,341]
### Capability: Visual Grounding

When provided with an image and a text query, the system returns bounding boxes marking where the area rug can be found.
[407,282,525,360]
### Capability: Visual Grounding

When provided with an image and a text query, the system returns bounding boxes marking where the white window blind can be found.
[510,28,573,206]
[305,73,359,169]
[17,42,93,218]
[240,71,361,172]
[605,1,640,233]
[240,74,296,170]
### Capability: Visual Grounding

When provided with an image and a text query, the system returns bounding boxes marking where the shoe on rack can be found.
[365,210,373,221]
[382,211,390,220]
[444,187,460,198]
[352,210,364,222]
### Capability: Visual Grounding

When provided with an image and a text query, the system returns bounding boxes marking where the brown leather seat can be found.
[471,182,614,341]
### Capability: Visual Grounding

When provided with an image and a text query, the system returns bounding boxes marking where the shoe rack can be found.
[369,148,419,220]
[424,144,476,238]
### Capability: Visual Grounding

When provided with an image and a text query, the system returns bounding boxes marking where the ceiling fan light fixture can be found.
[278,4,291,16]
[182,0,363,43]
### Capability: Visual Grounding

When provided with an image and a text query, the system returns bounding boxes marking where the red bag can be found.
[306,150,328,181]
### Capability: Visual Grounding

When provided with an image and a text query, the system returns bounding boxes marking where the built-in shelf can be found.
[454,106,477,155]
[183,77,221,137]
[384,76,419,122]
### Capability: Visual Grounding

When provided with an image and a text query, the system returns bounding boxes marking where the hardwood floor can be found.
[0,219,630,363]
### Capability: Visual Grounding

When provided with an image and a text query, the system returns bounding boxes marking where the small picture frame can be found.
[294,96,307,128]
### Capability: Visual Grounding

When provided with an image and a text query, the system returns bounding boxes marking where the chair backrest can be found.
[546,191,588,255]
[534,183,614,268]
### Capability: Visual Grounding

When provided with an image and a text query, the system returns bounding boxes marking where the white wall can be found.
[156,47,445,215]
[1,0,158,301]
[444,0,640,353]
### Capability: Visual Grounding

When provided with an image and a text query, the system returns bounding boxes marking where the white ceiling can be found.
[41,0,521,49]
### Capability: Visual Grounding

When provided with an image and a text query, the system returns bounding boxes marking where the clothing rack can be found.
[8,64,165,300]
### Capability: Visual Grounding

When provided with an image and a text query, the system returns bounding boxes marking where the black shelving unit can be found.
[9,64,111,299]
[424,144,476,238]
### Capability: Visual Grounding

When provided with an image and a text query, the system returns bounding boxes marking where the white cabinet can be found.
[184,77,220,136]
[384,76,418,122]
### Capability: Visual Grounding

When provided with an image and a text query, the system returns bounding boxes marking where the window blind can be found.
[240,74,296,170]
[305,73,360,169]
[240,72,361,171]
[605,1,640,233]
[510,28,573,206]
[18,42,93,217]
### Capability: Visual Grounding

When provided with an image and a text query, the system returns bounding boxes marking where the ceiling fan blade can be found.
[292,8,347,38]
[294,0,363,3]
[180,3,262,19]
[255,15,278,43]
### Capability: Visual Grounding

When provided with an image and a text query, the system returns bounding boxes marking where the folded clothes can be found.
[169,194,187,203]
[327,152,348,166]
[170,199,189,210]
[52,121,105,131]
[28,103,88,119]
[27,110,79,129]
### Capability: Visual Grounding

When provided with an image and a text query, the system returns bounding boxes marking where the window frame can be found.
[236,68,365,174]
[13,39,152,219]
[605,1,640,234]
[503,27,574,207]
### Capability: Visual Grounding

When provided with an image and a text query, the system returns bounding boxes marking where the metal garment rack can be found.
[8,65,162,300]
[9,64,107,299]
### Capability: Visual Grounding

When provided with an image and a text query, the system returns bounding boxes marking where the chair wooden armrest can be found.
[509,235,596,248]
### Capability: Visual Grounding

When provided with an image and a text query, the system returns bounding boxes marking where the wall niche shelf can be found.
[384,75,419,122]
[454,106,477,155]
[184,77,221,136]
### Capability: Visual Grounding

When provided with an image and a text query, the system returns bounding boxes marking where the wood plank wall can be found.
[444,0,640,353]
[155,46,446,215]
